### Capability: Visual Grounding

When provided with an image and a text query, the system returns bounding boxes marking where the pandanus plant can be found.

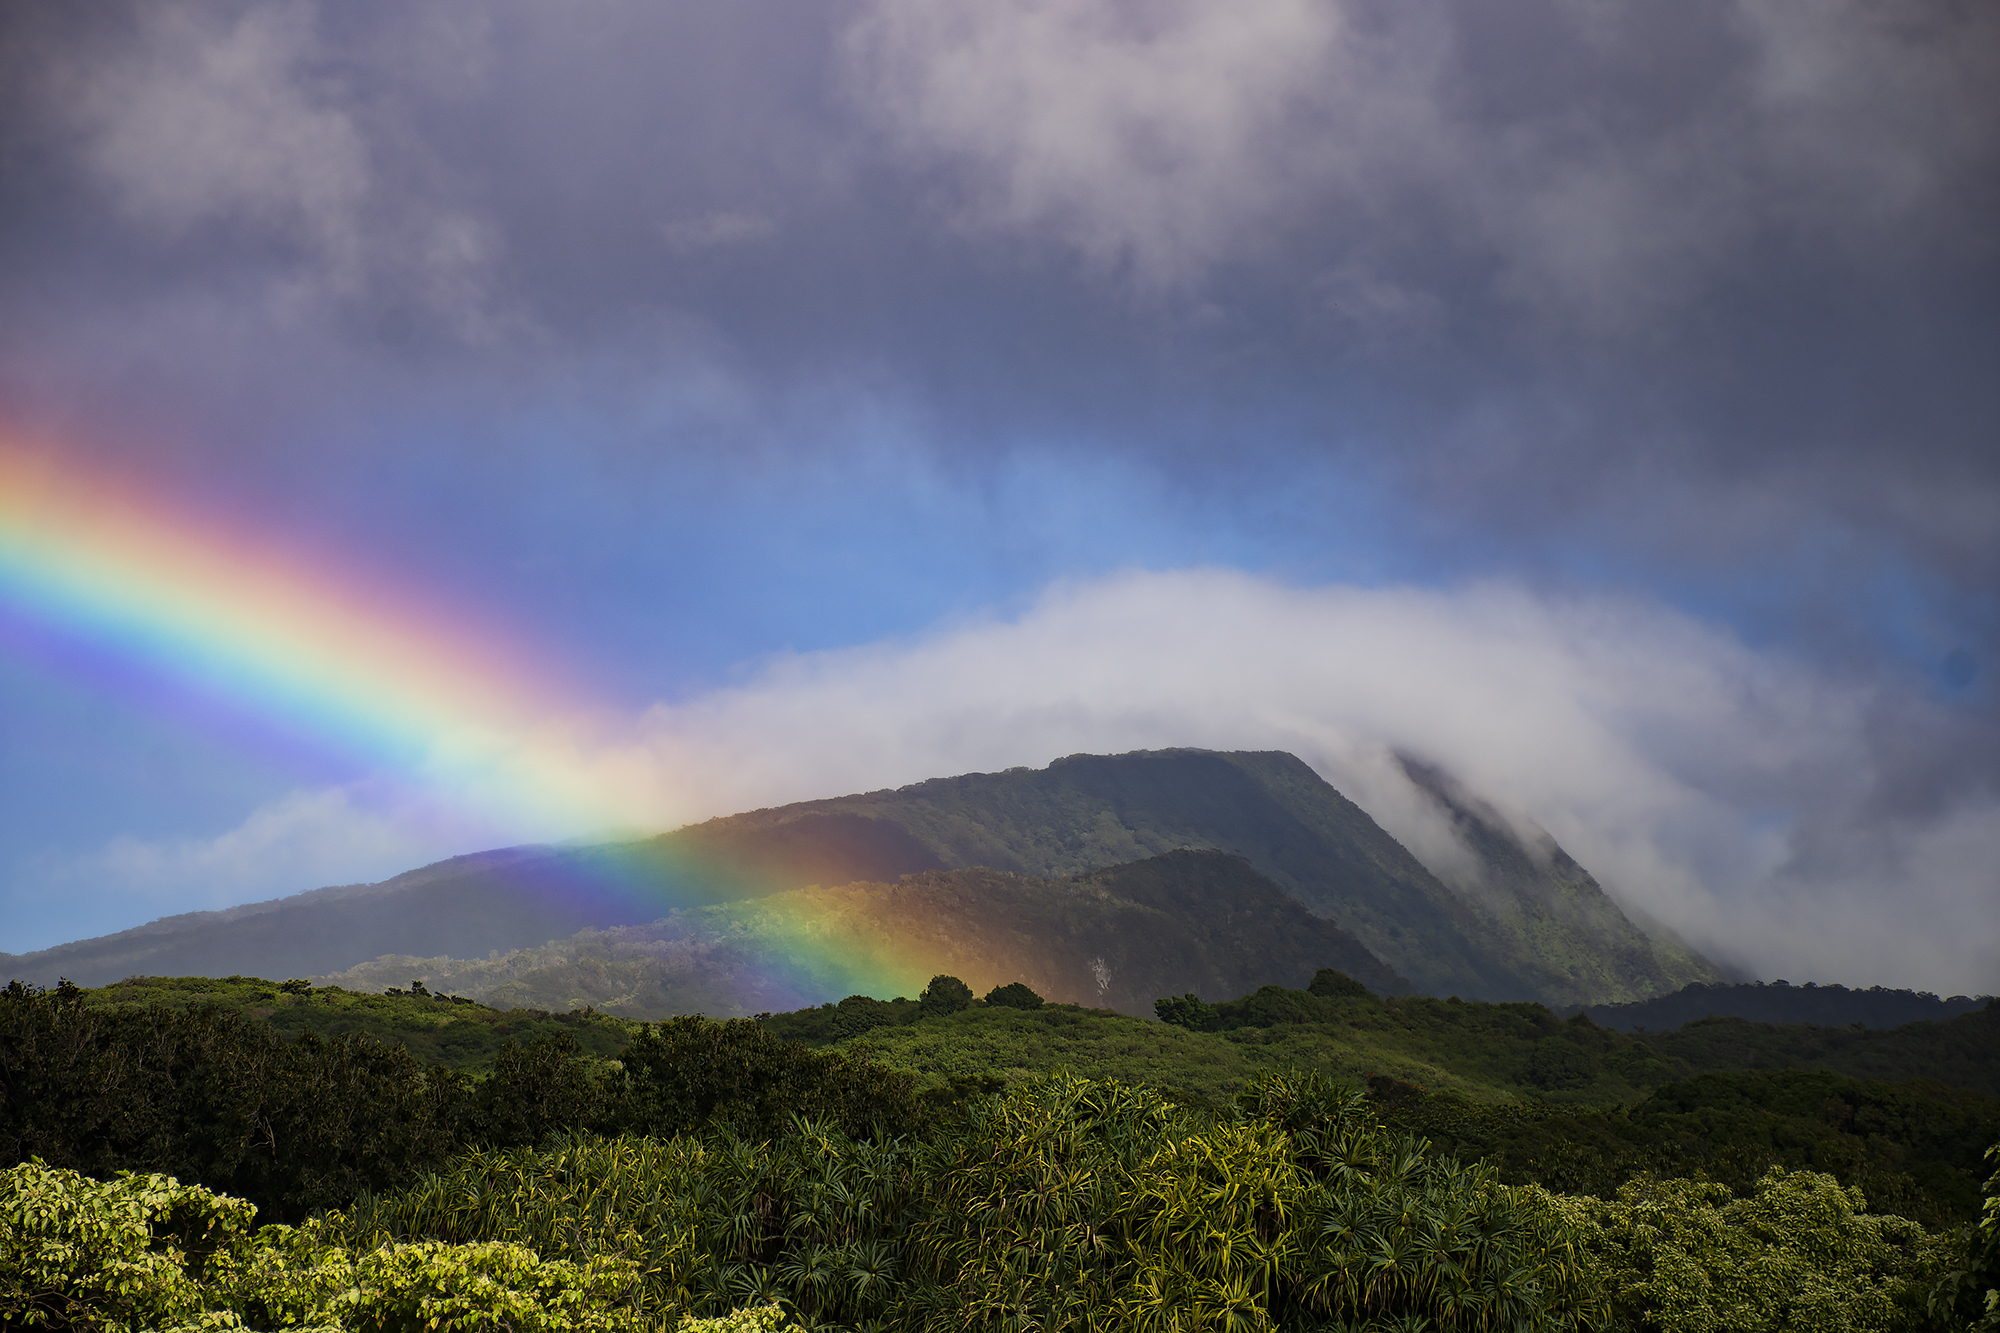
[329,1071,1604,1331]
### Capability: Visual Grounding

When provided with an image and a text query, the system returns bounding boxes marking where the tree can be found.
[1154,993,1221,1032]
[919,975,974,1018]
[1934,1142,2000,1332]
[1305,967,1372,999]
[983,982,1044,1011]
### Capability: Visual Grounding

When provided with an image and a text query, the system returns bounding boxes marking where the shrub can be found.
[1933,1142,2000,1332]
[675,1305,808,1333]
[917,976,973,1018]
[1552,1167,1948,1332]
[1305,967,1373,999]
[1,1160,250,1332]
[610,1015,929,1142]
[1152,992,1221,1032]
[980,982,1043,1011]
[325,1240,643,1333]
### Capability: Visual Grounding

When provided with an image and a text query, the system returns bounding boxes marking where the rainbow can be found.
[0,441,652,833]
[0,439,973,1009]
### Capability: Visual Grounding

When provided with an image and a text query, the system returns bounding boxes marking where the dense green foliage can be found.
[1644,1006,2000,1097]
[321,1070,1610,1331]
[78,975,634,1071]
[0,982,943,1223]
[8,967,1996,1331]
[1548,1169,1946,1331]
[1580,980,1993,1032]
[917,975,971,1018]
[1932,1144,2000,1332]
[754,979,2000,1233]
[1,1158,652,1331]
[1368,1069,2000,1231]
[7,1079,1966,1332]
[2,979,473,1221]
[981,981,1044,1010]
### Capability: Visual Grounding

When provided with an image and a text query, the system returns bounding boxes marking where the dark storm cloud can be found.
[3,0,1991,555]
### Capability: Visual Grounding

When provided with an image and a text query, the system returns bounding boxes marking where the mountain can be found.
[1392,757,1721,1007]
[316,850,1409,1018]
[3,748,1719,1005]
[661,749,1720,1004]
[0,812,946,988]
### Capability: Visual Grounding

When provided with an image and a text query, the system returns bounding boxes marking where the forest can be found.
[4,973,1997,1331]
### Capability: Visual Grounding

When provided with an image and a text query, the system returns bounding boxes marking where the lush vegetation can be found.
[1643,1007,2000,1097]
[1578,980,1993,1032]
[8,972,1998,1328]
[78,974,635,1071]
[766,970,1996,1114]
[1363,1069,2000,1232]
[0,980,937,1223]
[6,1072,1981,1331]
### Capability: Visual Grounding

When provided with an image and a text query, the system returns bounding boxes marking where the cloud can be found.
[846,0,2000,323]
[844,0,1450,290]
[650,570,1990,990]
[115,569,1985,991]
[43,566,1996,989]
[64,4,373,280]
[661,211,778,256]
[37,1,514,336]
[35,782,496,919]
[0,4,1991,990]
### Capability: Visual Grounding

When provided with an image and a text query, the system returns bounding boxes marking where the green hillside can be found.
[79,974,633,1071]
[317,851,1409,1017]
[672,748,1722,1004]
[29,970,1997,1237]
[6,750,1722,1009]
[783,976,2000,1227]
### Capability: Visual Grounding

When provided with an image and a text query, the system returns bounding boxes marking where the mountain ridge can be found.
[5,748,1720,1006]
[317,850,1411,1018]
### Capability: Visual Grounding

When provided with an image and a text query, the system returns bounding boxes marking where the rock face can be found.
[4,748,1720,1006]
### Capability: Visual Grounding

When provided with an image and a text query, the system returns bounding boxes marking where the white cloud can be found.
[68,569,1995,993]
[52,784,500,914]
[631,570,1989,991]
[662,211,779,255]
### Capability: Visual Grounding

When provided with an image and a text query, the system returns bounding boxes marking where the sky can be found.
[0,0,1995,993]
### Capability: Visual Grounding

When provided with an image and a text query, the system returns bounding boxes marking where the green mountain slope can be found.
[1392,757,1722,1006]
[672,748,1720,1004]
[0,811,946,988]
[319,851,1409,1018]
[7,748,1718,1006]
[75,974,634,1070]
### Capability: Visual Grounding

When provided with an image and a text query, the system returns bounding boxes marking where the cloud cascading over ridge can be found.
[47,570,1994,994]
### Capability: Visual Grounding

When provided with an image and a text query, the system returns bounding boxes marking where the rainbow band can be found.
[0,440,968,1007]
